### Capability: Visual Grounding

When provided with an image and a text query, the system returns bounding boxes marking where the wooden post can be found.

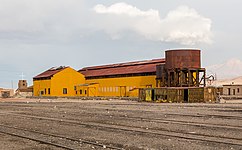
[196,70,199,87]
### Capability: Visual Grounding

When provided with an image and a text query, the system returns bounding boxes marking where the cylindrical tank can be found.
[165,49,201,69]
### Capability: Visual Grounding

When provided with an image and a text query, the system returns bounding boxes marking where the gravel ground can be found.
[0,98,242,150]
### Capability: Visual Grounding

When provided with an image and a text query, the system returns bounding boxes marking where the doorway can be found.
[120,86,126,97]
[184,89,189,103]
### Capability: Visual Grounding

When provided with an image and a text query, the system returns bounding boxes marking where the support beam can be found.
[196,70,199,87]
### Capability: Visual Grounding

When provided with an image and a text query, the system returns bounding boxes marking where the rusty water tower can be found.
[156,49,206,87]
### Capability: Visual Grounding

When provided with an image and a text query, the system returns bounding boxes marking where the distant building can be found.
[18,80,28,89]
[0,88,14,98]
[223,84,242,96]
[15,80,33,97]
[33,66,85,97]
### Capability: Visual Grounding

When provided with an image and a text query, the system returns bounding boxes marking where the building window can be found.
[48,88,50,94]
[85,90,87,95]
[63,88,67,94]
[238,88,240,93]
[80,90,82,94]
[40,91,44,95]
[74,86,76,90]
[44,89,46,94]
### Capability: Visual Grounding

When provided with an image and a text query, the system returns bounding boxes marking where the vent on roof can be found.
[49,66,66,71]
[57,66,65,70]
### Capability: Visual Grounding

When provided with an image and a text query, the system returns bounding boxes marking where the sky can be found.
[0,0,242,88]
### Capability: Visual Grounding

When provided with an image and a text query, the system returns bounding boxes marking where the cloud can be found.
[93,3,213,46]
[94,3,158,17]
[0,1,212,46]
[0,0,85,34]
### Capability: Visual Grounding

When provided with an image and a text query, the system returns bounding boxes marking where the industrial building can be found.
[78,59,165,97]
[33,49,217,102]
[33,66,85,97]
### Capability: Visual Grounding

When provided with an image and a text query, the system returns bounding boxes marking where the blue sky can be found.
[0,0,242,88]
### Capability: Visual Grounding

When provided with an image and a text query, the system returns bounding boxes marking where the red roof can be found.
[33,66,68,80]
[79,59,165,78]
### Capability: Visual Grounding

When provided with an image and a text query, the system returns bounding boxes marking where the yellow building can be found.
[33,59,165,98]
[33,66,85,97]
[78,59,165,97]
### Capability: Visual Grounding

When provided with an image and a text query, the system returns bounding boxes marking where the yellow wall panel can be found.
[33,80,51,96]
[51,68,85,96]
[84,75,156,97]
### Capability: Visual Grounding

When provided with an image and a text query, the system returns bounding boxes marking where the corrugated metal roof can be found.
[79,59,165,78]
[33,66,68,79]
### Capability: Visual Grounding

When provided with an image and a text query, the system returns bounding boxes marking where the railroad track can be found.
[1,103,242,121]
[2,105,242,136]
[81,107,242,120]
[51,109,242,128]
[0,123,123,150]
[1,110,242,130]
[1,112,242,148]
[2,101,242,110]
[82,112,242,130]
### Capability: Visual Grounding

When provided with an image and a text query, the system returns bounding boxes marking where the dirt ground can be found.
[0,98,242,150]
